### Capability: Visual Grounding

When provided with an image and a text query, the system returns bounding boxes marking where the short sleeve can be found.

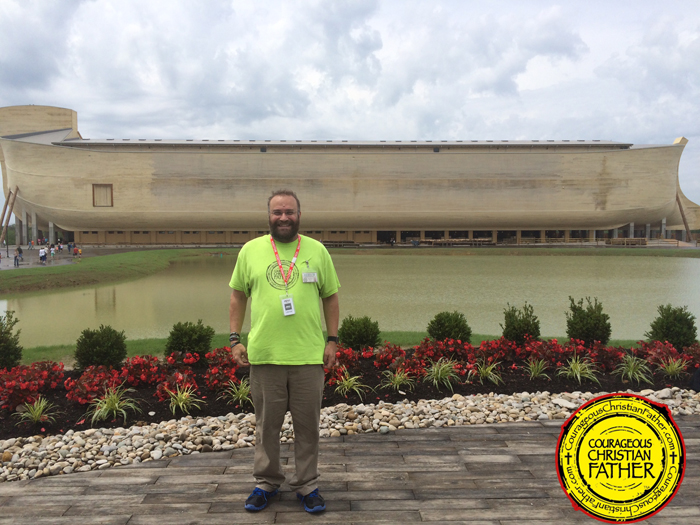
[229,248,250,296]
[318,246,340,298]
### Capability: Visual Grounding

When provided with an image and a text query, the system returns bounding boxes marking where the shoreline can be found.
[1,386,697,483]
[2,244,700,297]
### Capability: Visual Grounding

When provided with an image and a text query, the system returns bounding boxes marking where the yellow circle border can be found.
[556,393,685,523]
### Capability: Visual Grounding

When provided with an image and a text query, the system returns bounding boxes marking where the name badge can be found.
[302,272,318,283]
[280,294,295,316]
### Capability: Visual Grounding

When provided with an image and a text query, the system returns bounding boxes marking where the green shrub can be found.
[565,297,611,346]
[426,311,472,343]
[0,310,22,370]
[74,325,127,370]
[645,304,697,350]
[501,302,540,345]
[164,320,215,366]
[338,315,381,350]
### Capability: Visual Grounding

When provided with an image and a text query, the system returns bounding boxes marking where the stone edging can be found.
[1,387,697,482]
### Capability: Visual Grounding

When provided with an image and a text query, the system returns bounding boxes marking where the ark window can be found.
[93,184,113,207]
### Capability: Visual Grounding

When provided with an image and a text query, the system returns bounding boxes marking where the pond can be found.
[2,253,700,348]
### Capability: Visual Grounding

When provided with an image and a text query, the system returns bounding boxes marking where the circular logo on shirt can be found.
[556,393,684,523]
[266,260,300,290]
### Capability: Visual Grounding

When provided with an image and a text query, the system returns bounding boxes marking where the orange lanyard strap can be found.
[270,235,301,290]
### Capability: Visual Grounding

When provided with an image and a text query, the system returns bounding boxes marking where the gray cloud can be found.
[0,1,84,92]
[1,0,699,209]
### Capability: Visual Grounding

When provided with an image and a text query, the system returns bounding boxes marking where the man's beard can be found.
[269,218,300,243]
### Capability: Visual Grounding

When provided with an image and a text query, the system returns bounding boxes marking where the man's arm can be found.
[322,292,339,368]
[229,289,250,366]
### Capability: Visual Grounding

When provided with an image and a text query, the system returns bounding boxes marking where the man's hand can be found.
[323,341,338,368]
[231,343,250,367]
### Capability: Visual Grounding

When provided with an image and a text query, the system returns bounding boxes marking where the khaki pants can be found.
[249,364,324,495]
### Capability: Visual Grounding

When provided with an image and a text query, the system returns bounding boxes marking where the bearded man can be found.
[229,189,340,514]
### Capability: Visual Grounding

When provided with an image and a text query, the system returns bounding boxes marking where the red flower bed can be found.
[203,347,239,391]
[336,345,360,369]
[64,365,122,405]
[682,343,700,369]
[155,368,199,401]
[374,343,405,369]
[2,336,698,442]
[166,351,201,366]
[120,355,166,387]
[632,340,697,371]
[0,361,65,410]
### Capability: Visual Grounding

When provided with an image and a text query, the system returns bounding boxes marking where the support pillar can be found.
[444,229,449,240]
[516,230,522,244]
[49,222,55,245]
[467,230,473,240]
[15,221,21,246]
[492,230,498,244]
[371,231,377,243]
[540,230,546,243]
[682,230,687,242]
[419,230,425,241]
[31,211,38,243]
[589,230,596,241]
[645,224,650,239]
[395,230,401,244]
[564,230,570,242]
[613,228,618,239]
[629,222,634,238]
[661,218,667,238]
[22,210,28,244]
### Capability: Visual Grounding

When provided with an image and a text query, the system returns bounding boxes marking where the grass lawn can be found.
[0,248,240,295]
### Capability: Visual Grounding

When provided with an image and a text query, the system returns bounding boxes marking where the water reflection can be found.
[2,254,700,348]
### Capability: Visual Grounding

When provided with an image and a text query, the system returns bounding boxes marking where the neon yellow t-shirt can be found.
[229,234,340,365]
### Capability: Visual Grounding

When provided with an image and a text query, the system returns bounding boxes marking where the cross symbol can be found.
[670,451,677,462]
[565,452,572,465]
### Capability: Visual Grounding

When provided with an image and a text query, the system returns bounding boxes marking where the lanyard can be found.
[270,235,301,292]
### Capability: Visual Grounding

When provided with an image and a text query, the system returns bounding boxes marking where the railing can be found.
[321,240,359,248]
[647,238,681,247]
[605,238,648,246]
[424,238,496,247]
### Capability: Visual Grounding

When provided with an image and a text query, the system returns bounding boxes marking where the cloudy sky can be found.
[2,0,700,210]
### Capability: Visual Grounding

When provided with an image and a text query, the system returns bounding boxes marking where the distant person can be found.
[50,246,55,261]
[73,246,78,258]
[17,246,23,261]
[78,247,82,259]
[14,248,19,267]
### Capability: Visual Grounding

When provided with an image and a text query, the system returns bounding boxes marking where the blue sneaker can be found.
[244,487,278,511]
[297,488,326,513]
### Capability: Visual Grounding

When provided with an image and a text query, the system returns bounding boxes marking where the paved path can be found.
[0,417,697,524]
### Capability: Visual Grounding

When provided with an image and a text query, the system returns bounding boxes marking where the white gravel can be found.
[1,387,697,482]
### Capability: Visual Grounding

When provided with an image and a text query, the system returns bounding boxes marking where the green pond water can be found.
[2,254,700,348]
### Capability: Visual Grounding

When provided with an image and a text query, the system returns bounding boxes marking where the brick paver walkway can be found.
[0,417,697,524]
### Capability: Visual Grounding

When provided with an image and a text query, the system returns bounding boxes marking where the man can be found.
[229,189,339,514]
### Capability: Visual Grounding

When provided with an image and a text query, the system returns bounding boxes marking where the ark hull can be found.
[1,105,698,244]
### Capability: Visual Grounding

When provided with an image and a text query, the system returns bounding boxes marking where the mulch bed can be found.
[1,359,692,442]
